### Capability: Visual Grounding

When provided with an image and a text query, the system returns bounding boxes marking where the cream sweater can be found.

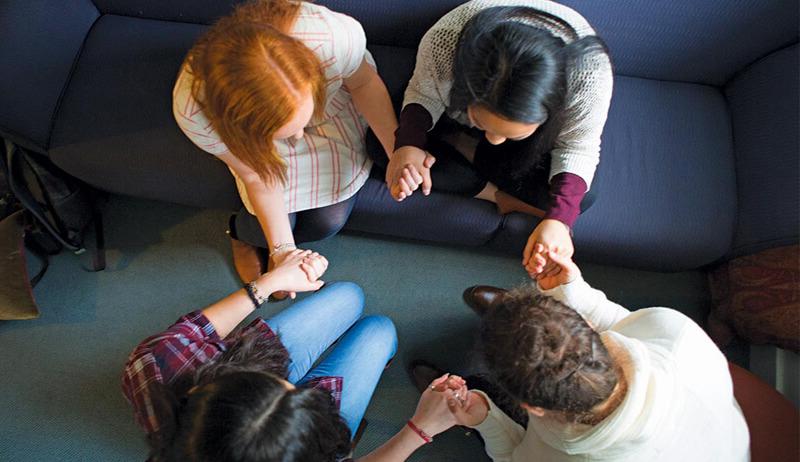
[472,276,750,462]
[403,0,613,188]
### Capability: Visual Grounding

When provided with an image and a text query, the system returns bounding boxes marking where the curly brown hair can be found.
[481,285,618,421]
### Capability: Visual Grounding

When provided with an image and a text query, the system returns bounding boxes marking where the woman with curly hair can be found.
[174,0,397,293]
[413,249,750,461]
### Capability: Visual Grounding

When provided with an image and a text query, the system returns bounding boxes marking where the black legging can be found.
[230,195,357,248]
[367,122,488,198]
[367,116,597,212]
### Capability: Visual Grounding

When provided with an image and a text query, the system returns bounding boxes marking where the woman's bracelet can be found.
[406,419,433,444]
[269,242,296,257]
[244,281,268,309]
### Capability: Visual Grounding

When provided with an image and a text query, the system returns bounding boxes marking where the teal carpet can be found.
[0,196,715,461]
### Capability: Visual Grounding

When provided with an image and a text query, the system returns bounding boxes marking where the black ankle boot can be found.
[462,285,508,317]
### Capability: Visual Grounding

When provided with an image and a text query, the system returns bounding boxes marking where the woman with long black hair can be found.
[369,0,613,276]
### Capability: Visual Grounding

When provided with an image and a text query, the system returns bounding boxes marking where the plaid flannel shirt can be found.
[121,310,342,435]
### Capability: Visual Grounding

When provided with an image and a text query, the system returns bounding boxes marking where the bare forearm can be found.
[245,180,294,249]
[350,73,398,156]
[355,426,426,462]
[201,276,279,338]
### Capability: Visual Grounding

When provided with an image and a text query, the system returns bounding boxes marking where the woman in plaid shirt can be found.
[123,251,466,461]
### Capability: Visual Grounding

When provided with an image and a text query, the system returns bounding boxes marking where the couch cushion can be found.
[48,15,241,210]
[0,0,98,152]
[489,76,737,271]
[560,0,798,85]
[726,44,799,256]
[708,245,800,353]
[367,45,417,111]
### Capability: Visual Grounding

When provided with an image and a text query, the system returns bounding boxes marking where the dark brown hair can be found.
[481,285,618,421]
[145,330,351,462]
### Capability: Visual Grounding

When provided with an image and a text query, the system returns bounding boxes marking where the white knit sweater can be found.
[403,0,613,188]
[471,276,751,462]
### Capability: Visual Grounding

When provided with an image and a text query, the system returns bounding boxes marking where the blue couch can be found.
[1,0,797,271]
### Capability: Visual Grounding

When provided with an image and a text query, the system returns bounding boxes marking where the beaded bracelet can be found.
[406,420,432,444]
[245,281,267,309]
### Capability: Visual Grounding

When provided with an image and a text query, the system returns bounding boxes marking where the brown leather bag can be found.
[0,210,42,320]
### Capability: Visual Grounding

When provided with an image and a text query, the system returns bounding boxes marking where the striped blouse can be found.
[173,2,374,214]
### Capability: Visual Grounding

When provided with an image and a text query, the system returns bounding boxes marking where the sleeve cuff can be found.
[470,390,499,431]
[394,103,433,151]
[544,173,587,227]
[177,310,221,341]
[537,275,588,304]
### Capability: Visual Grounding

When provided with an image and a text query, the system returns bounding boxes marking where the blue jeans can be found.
[265,282,397,436]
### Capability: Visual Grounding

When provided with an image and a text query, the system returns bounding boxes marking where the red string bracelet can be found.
[406,420,433,444]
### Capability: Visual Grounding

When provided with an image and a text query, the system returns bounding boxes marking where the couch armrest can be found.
[725,43,799,257]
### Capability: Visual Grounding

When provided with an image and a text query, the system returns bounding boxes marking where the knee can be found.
[313,213,349,240]
[357,315,398,358]
[296,209,350,242]
[579,188,598,213]
[323,281,365,319]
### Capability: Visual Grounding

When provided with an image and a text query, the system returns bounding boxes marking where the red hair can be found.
[185,0,326,184]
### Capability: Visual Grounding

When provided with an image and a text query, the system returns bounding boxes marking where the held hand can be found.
[387,146,436,201]
[299,251,329,283]
[263,249,326,298]
[430,374,466,393]
[531,247,581,291]
[410,374,460,437]
[523,219,573,278]
[448,390,490,427]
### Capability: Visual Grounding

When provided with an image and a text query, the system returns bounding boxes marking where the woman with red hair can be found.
[173,0,397,291]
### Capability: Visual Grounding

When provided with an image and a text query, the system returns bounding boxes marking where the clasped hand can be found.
[522,219,575,283]
[385,146,436,201]
[266,249,328,298]
[524,242,581,291]
[411,374,490,438]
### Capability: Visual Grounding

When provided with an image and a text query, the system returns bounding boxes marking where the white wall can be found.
[750,345,800,408]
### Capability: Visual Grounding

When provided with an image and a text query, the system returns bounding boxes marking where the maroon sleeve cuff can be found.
[394,103,433,151]
[544,173,588,228]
